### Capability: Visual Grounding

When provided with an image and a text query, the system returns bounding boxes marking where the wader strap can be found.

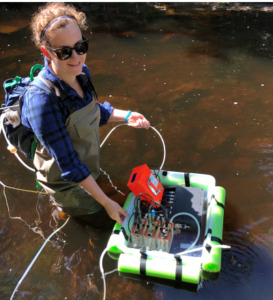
[184,173,190,187]
[140,251,147,276]
[174,255,182,281]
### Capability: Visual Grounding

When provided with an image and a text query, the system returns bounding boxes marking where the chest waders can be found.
[34,99,103,216]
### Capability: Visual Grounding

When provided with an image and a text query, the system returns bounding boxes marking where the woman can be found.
[21,3,150,228]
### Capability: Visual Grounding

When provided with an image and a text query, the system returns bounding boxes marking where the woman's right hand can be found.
[78,175,129,225]
[103,198,129,225]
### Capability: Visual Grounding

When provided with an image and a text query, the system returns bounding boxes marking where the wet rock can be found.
[224,178,262,205]
[165,149,186,168]
[0,19,29,34]
[226,157,253,173]
[187,44,229,60]
[0,49,26,60]
[197,127,230,149]
[157,81,207,101]
[236,137,273,151]
[268,228,273,235]
[2,61,17,73]
[131,83,157,102]
[99,96,138,111]
[142,149,158,165]
[188,152,203,165]
[112,31,138,38]
[201,158,229,173]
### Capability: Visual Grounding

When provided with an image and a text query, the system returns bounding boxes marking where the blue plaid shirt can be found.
[21,57,114,183]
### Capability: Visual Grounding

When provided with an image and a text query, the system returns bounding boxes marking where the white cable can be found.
[14,153,35,172]
[0,104,20,110]
[100,168,125,196]
[1,118,165,300]
[1,181,33,229]
[148,126,166,170]
[175,244,231,256]
[10,217,70,300]
[100,123,166,170]
[99,248,109,300]
[170,212,200,252]
[100,123,126,148]
[104,268,118,276]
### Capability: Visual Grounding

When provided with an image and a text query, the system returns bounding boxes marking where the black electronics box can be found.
[167,186,204,233]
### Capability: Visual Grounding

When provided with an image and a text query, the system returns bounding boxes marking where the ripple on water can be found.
[220,231,260,287]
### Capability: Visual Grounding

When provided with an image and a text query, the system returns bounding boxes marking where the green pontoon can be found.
[106,170,226,286]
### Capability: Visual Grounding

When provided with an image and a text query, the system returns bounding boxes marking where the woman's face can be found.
[44,21,86,79]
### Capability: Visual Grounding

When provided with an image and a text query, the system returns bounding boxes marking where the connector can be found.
[175,223,191,230]
[131,218,147,248]
[151,210,155,230]
[157,221,174,252]
[165,210,169,227]
[143,220,160,250]
[7,144,17,154]
[148,211,153,235]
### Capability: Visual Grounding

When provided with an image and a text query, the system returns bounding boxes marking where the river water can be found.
[1,2,273,300]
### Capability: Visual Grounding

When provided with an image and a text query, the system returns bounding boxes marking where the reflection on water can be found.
[1,2,273,300]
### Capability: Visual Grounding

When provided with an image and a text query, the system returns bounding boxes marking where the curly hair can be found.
[30,2,88,48]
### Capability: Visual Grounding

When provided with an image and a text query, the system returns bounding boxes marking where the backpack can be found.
[2,64,98,159]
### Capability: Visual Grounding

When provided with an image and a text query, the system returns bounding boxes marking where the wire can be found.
[170,212,200,253]
[1,181,41,232]
[100,123,166,170]
[0,118,166,300]
[100,167,125,196]
[104,268,118,276]
[99,248,109,300]
[14,153,35,172]
[10,217,70,300]
[0,181,47,195]
[137,192,166,212]
[128,212,136,233]
[0,104,20,110]
[175,244,231,256]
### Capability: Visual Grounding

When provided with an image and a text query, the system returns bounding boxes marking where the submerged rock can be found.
[226,157,253,173]
[0,19,29,34]
[197,127,230,149]
[236,137,273,151]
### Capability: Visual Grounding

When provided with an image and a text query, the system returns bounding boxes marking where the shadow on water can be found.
[1,2,273,300]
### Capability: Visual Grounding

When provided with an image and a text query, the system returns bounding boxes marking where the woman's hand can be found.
[78,175,129,226]
[128,112,150,129]
[103,198,129,225]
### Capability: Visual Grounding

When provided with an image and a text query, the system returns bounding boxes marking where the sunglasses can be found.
[47,37,89,61]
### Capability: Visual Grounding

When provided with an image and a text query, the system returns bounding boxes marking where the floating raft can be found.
[107,170,226,286]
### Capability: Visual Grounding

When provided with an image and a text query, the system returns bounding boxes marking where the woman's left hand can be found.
[128,112,150,129]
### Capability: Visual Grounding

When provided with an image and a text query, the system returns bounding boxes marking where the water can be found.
[1,2,273,299]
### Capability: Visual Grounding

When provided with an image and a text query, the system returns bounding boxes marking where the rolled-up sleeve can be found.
[22,88,91,183]
[97,101,114,126]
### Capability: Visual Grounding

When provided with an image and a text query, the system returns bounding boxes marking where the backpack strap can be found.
[30,74,98,114]
[81,72,98,100]
[30,77,76,114]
